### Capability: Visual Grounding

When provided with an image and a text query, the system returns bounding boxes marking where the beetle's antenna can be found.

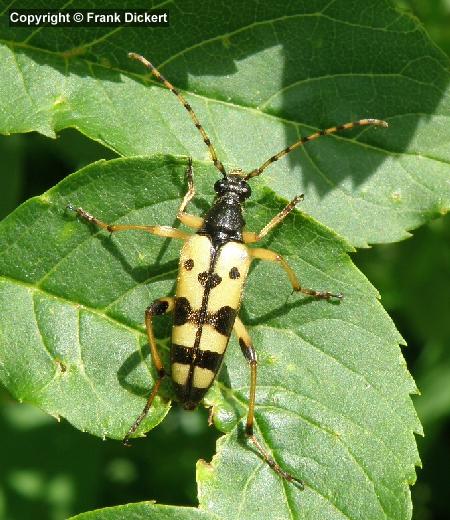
[244,118,388,180]
[129,52,227,177]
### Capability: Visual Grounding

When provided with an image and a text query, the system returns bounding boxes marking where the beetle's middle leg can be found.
[249,248,342,300]
[123,296,174,445]
[233,317,304,489]
[177,158,204,229]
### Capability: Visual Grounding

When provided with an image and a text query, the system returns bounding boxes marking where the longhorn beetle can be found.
[68,52,388,488]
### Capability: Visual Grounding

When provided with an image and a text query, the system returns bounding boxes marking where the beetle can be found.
[68,52,388,488]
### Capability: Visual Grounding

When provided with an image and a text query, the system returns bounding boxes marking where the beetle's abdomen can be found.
[171,235,251,409]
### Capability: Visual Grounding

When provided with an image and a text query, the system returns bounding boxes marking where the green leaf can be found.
[69,502,216,520]
[1,0,449,246]
[0,156,420,518]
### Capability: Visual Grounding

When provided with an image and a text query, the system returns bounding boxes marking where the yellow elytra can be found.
[171,235,251,409]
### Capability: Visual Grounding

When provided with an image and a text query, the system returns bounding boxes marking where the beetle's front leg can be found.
[249,248,342,300]
[67,204,190,241]
[243,195,303,243]
[233,317,304,489]
[123,297,175,445]
[176,158,204,229]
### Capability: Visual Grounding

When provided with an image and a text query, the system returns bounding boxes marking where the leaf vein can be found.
[259,404,392,518]
[259,72,445,111]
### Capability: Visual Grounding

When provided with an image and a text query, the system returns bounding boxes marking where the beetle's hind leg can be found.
[177,158,204,229]
[123,297,174,445]
[233,317,304,489]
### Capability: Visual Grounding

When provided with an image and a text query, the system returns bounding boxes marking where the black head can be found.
[198,173,250,245]
[214,174,251,202]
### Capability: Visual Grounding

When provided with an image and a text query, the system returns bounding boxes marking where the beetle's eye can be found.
[214,179,226,194]
[241,182,251,199]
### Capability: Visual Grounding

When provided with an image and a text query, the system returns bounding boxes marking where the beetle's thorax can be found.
[197,174,251,246]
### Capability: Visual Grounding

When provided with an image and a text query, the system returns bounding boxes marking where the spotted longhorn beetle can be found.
[68,53,388,488]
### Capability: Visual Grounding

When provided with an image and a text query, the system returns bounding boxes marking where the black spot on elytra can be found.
[214,306,236,336]
[171,345,222,373]
[171,344,194,365]
[173,382,208,410]
[198,271,222,288]
[184,259,194,271]
[174,297,192,326]
[229,267,240,279]
[196,349,223,371]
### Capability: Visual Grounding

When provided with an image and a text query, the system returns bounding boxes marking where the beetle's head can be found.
[214,171,251,202]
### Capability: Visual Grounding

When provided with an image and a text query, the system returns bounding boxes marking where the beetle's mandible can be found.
[68,52,388,488]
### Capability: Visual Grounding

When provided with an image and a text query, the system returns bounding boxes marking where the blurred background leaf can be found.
[0,385,218,519]
[395,0,450,56]
[0,136,24,220]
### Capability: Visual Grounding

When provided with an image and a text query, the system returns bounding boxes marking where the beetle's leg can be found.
[249,248,342,300]
[67,205,190,241]
[243,195,304,244]
[177,158,204,229]
[233,316,304,489]
[123,297,175,445]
